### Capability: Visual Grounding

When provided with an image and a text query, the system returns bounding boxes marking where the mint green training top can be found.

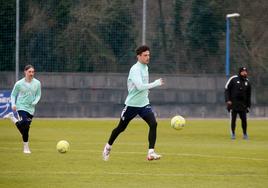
[124,61,161,107]
[11,78,41,115]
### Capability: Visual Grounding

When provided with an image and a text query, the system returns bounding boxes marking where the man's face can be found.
[137,50,150,64]
[24,68,35,80]
[240,70,248,78]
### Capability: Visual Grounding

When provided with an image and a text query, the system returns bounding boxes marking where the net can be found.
[0,0,268,103]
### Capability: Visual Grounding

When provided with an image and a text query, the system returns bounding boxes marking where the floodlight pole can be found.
[225,13,240,79]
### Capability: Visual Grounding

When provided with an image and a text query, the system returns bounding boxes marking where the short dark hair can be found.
[136,45,150,55]
[24,64,34,71]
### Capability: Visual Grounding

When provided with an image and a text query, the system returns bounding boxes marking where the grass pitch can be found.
[0,118,267,188]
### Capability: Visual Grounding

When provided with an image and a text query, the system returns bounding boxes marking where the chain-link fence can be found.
[1,0,268,103]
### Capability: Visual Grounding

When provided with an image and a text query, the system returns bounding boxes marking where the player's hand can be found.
[226,101,232,112]
[226,101,232,106]
[246,108,249,113]
[12,106,16,111]
[159,78,164,85]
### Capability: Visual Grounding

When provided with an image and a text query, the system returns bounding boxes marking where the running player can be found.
[4,65,41,153]
[102,45,164,161]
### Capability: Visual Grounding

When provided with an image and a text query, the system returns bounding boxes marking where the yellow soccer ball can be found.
[56,140,70,153]
[171,115,186,130]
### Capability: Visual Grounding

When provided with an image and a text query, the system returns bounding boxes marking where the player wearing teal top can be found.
[103,45,164,161]
[11,75,41,115]
[4,65,41,154]
[125,61,162,107]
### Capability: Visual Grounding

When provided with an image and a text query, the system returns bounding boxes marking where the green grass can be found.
[0,118,267,188]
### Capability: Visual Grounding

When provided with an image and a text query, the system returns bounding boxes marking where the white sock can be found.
[23,142,31,153]
[11,116,18,124]
[23,142,29,147]
[148,149,154,154]
[105,143,112,149]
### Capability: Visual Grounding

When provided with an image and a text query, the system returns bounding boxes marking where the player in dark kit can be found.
[225,67,251,140]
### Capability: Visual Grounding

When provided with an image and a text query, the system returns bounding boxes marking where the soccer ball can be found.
[56,140,70,153]
[171,115,186,130]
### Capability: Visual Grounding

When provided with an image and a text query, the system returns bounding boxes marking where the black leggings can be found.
[108,110,157,149]
[231,110,247,135]
[15,111,33,142]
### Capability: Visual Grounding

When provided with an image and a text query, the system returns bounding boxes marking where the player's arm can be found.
[224,77,234,111]
[10,83,20,111]
[224,77,233,103]
[131,70,163,91]
[32,82,41,105]
[246,82,251,108]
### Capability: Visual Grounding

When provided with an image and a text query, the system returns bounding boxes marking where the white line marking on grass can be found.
[104,172,267,177]
[112,151,268,162]
[166,152,268,162]
[0,171,266,177]
[0,146,267,162]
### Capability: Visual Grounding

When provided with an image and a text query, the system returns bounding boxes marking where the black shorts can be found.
[120,104,154,121]
[17,110,33,125]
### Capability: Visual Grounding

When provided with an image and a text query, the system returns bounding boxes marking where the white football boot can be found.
[102,143,112,161]
[3,112,18,124]
[147,150,161,161]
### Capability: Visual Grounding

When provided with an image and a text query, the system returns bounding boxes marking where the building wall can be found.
[1,72,267,118]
